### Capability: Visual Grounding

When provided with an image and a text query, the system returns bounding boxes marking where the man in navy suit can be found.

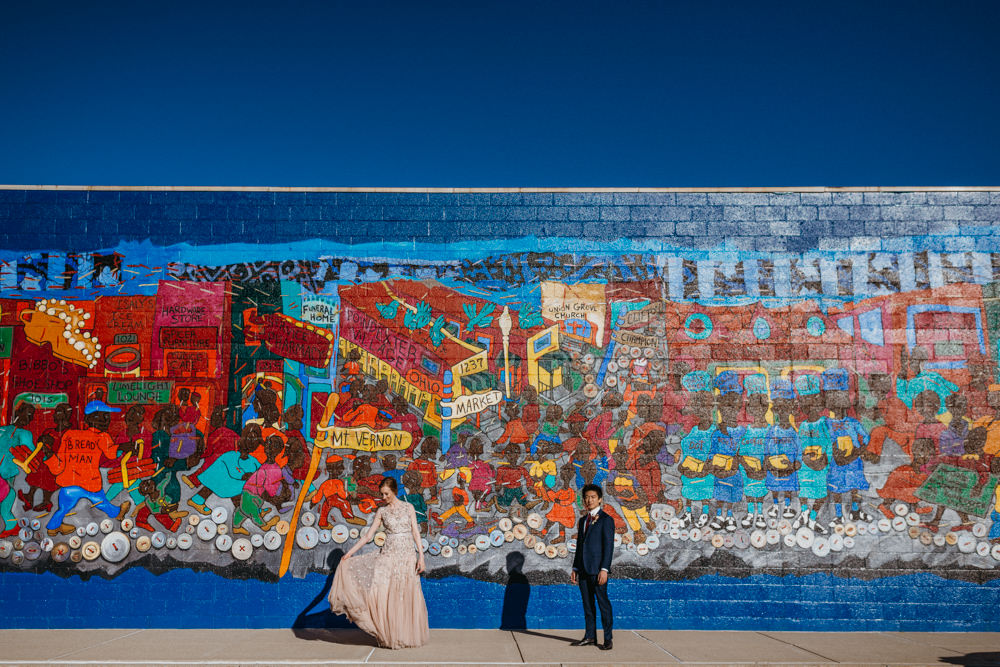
[570,483,614,650]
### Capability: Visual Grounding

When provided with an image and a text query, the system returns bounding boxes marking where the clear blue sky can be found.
[1,2,997,187]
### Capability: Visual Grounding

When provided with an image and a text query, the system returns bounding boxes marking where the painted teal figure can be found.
[677,371,715,529]
[739,374,771,530]
[0,403,35,536]
[739,428,770,495]
[195,449,262,500]
[794,373,832,536]
[709,371,744,533]
[187,425,263,515]
[739,373,771,528]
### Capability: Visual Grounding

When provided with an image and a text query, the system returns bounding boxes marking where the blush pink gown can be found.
[328,501,430,648]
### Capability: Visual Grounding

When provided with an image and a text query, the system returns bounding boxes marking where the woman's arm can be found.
[343,508,381,559]
[408,503,426,574]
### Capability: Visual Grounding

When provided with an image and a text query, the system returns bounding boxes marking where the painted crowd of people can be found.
[3,345,1000,554]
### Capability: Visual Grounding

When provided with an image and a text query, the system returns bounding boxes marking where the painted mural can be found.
[2,242,1000,583]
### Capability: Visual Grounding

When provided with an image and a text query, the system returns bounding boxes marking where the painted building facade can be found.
[1,187,1000,630]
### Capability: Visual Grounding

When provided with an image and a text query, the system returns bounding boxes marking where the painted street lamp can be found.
[498,305,512,398]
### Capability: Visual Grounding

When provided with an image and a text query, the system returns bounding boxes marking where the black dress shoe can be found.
[569,637,597,646]
[599,639,613,650]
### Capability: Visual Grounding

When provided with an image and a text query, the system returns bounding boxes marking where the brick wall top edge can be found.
[1,185,999,193]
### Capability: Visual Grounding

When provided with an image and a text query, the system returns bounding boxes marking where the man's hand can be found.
[570,569,578,585]
[597,570,608,586]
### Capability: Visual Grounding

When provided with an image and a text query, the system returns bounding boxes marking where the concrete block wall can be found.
[1,187,1000,630]
[1,188,997,251]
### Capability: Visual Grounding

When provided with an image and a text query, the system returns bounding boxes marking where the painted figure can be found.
[738,374,770,530]
[45,400,127,536]
[709,371,745,532]
[19,402,70,514]
[187,424,262,517]
[312,455,366,527]
[794,374,831,535]
[764,379,800,520]
[677,371,716,529]
[1,402,36,537]
[823,368,873,527]
[233,435,286,534]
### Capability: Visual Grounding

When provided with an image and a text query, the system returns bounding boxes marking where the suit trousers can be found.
[578,573,613,640]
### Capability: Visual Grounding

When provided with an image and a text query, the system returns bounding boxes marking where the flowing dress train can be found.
[328,501,429,648]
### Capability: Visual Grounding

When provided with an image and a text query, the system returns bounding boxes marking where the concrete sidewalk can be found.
[0,628,997,666]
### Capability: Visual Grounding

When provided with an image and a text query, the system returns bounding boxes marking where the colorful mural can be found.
[3,239,1000,585]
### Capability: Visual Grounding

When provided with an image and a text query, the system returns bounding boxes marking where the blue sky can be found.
[1,2,997,187]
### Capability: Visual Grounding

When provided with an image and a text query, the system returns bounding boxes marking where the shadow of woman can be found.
[291,548,375,645]
[941,652,1000,666]
[500,551,530,630]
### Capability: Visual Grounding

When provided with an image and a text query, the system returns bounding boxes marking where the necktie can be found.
[585,512,594,534]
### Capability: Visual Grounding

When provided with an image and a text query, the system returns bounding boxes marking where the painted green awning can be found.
[460,370,498,393]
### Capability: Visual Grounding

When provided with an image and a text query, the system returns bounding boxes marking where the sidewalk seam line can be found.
[510,630,526,663]
[44,628,147,661]
[632,629,682,662]
[757,631,841,663]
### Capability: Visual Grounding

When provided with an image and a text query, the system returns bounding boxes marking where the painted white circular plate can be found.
[263,531,282,551]
[795,527,814,549]
[296,526,319,550]
[197,521,218,541]
[232,538,253,561]
[100,532,130,563]
[82,541,101,561]
[215,534,233,552]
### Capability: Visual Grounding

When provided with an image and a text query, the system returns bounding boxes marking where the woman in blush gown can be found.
[328,476,429,648]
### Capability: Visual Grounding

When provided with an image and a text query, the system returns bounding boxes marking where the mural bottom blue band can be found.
[2,569,998,630]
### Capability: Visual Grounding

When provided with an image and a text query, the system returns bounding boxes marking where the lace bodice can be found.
[380,501,413,535]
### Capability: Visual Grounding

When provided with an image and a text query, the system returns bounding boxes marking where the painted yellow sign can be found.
[327,426,412,452]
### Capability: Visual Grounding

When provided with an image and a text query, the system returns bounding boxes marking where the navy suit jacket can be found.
[572,510,614,576]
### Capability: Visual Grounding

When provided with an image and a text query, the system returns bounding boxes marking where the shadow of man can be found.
[500,551,530,630]
[291,548,374,645]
